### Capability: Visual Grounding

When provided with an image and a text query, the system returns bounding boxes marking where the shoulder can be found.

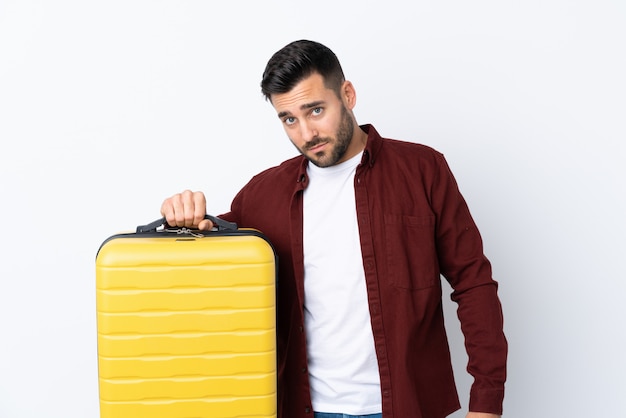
[364,124,446,168]
[366,131,456,187]
[377,136,447,171]
[384,137,442,155]
[236,155,305,195]
[251,155,304,182]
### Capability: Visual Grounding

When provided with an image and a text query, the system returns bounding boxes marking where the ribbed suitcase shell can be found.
[95,228,277,418]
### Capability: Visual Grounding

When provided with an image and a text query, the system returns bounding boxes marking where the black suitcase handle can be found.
[136,214,238,233]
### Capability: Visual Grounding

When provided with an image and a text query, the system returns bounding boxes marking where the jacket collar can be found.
[360,124,383,168]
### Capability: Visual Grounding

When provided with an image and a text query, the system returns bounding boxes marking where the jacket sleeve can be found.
[431,154,508,414]
[217,182,247,225]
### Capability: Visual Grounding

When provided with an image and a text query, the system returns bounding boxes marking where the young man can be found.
[161,40,507,418]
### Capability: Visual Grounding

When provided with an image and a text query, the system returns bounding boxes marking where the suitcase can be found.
[95,215,277,418]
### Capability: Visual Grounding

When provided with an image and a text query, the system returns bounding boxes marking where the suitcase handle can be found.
[136,214,238,233]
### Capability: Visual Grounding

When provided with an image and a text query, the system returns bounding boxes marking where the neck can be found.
[343,124,367,160]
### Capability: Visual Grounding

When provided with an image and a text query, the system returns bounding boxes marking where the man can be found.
[161,40,507,418]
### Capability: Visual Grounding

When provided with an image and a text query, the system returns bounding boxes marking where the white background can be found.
[1,1,625,417]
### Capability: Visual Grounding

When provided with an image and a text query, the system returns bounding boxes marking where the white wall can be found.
[1,1,624,416]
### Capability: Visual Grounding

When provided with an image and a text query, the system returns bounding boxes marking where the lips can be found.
[308,143,327,153]
[306,139,329,153]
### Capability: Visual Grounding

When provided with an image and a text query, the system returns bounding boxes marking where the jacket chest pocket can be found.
[384,214,439,290]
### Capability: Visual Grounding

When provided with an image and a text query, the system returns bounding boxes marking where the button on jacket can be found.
[220,124,507,418]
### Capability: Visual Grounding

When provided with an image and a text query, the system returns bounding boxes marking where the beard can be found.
[300,105,355,168]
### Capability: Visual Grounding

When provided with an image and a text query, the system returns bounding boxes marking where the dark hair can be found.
[261,40,345,102]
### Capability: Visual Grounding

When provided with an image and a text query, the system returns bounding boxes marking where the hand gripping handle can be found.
[136,214,238,233]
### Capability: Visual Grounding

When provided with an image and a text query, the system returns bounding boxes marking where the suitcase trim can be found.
[97,228,276,261]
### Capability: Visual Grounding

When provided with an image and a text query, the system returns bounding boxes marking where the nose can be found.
[300,120,318,142]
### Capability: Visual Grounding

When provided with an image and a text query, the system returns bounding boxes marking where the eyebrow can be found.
[277,100,325,119]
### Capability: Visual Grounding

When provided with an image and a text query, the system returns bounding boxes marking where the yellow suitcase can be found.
[95,216,277,418]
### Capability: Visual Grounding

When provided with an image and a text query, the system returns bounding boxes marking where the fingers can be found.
[197,218,214,231]
[192,191,206,227]
[160,190,207,228]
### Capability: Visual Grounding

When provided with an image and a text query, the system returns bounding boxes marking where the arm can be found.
[467,413,500,418]
[431,155,508,414]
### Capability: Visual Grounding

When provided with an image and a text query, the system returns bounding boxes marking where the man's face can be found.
[271,73,356,168]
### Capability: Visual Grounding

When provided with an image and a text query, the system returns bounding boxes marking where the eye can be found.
[312,107,323,116]
[284,116,296,126]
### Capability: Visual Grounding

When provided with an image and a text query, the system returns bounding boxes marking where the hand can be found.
[466,413,500,418]
[160,190,213,230]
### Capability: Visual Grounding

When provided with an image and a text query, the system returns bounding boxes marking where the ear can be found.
[342,80,357,109]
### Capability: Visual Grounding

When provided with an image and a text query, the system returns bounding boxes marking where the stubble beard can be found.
[302,106,355,168]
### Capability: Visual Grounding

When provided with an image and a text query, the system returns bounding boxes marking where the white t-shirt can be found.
[303,151,382,414]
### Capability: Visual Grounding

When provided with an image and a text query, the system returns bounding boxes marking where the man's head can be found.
[261,40,346,103]
[261,40,366,168]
